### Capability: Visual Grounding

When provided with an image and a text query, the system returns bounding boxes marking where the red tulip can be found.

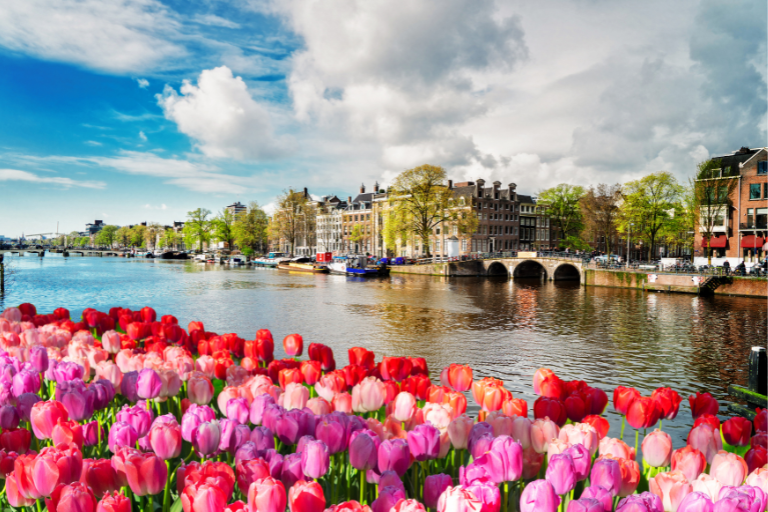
[308,343,335,371]
[18,303,36,317]
[182,481,228,512]
[31,400,70,440]
[126,322,152,341]
[300,361,322,386]
[400,375,431,401]
[283,334,303,357]
[444,391,468,417]
[255,330,275,364]
[582,415,610,440]
[583,387,608,415]
[444,364,473,392]
[236,458,270,496]
[670,446,707,481]
[533,396,567,426]
[97,491,131,512]
[45,481,97,512]
[533,368,555,395]
[502,398,528,419]
[408,357,428,377]
[755,407,767,432]
[178,461,235,500]
[343,365,368,388]
[380,357,413,382]
[12,452,43,500]
[140,307,156,323]
[688,392,719,419]
[745,446,767,472]
[32,443,84,498]
[626,397,661,429]
[279,368,303,390]
[248,476,286,512]
[122,451,167,496]
[692,414,720,431]
[52,420,84,449]
[564,393,587,423]
[348,348,375,370]
[80,458,118,498]
[612,387,640,416]
[538,373,566,401]
[1,427,32,454]
[288,479,325,512]
[722,417,752,446]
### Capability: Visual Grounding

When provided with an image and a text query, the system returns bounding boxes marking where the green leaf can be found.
[170,498,183,512]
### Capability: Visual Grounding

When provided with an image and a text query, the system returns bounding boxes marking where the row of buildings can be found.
[282,180,562,259]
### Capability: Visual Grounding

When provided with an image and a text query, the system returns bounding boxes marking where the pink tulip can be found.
[352,377,385,413]
[182,481,228,512]
[101,331,122,354]
[580,486,613,511]
[136,369,162,400]
[531,418,560,454]
[108,422,138,454]
[149,415,182,460]
[485,411,514,437]
[407,423,440,461]
[31,400,69,440]
[349,430,379,471]
[122,451,167,496]
[565,499,604,512]
[424,474,453,510]
[306,398,332,416]
[564,443,591,482]
[282,383,309,411]
[745,467,767,493]
[649,470,692,512]
[520,479,560,512]
[372,486,406,512]
[300,439,330,480]
[226,397,250,424]
[193,421,221,457]
[391,499,426,512]
[45,481,97,512]
[686,424,722,464]
[599,437,635,461]
[378,438,411,477]
[96,491,131,512]
[709,451,748,487]
[32,443,84,498]
[332,393,352,414]
[642,429,673,468]
[188,375,214,405]
[448,415,474,450]
[559,423,599,457]
[675,492,713,512]
[510,417,532,449]
[590,458,622,497]
[671,447,707,482]
[248,476,286,512]
[437,486,483,512]
[464,482,500,512]
[490,436,523,482]
[546,453,577,495]
[691,474,722,501]
[393,392,417,422]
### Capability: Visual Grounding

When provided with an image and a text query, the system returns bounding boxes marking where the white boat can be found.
[193,254,206,262]
[253,252,290,267]
[328,256,389,277]
[227,256,245,265]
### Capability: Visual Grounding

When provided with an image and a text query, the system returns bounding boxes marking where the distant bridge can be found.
[0,249,124,257]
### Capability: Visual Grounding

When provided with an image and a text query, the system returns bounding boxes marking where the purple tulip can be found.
[520,479,560,512]
[16,392,41,421]
[379,471,405,493]
[219,419,250,454]
[137,368,162,400]
[315,416,347,454]
[181,404,215,442]
[567,498,605,512]
[281,452,303,489]
[83,421,105,447]
[424,474,452,510]
[30,346,48,373]
[108,421,138,453]
[262,404,285,432]
[470,432,495,460]
[580,486,613,512]
[547,453,577,496]
[615,492,663,512]
[289,408,317,438]
[407,423,440,461]
[296,435,315,454]
[249,394,275,425]
[117,404,153,437]
[59,380,95,421]
[265,449,284,479]
[138,435,152,451]
[371,486,405,512]
[565,443,591,481]
[301,438,330,479]
[226,397,250,425]
[491,435,523,482]
[90,380,115,410]
[466,481,501,512]
[53,361,84,383]
[378,438,411,477]
[250,426,276,454]
[274,413,301,445]
[349,430,380,471]
[0,404,19,429]
[676,492,713,512]
[235,442,260,463]
[590,457,622,497]
[121,371,140,402]
[346,414,367,437]
[12,370,40,397]
[192,420,221,456]
[717,486,766,512]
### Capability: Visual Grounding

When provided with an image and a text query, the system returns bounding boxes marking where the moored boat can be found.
[277,257,329,273]
[328,255,389,277]
[253,252,290,268]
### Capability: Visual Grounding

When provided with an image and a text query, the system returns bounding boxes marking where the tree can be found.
[233,202,270,254]
[115,226,132,247]
[349,224,367,252]
[271,189,317,255]
[184,208,212,252]
[144,223,163,250]
[130,225,147,247]
[158,228,180,249]
[386,165,467,256]
[692,159,739,264]
[77,237,89,247]
[619,172,682,261]
[94,225,118,247]
[537,184,586,249]
[581,184,622,255]
[211,209,236,251]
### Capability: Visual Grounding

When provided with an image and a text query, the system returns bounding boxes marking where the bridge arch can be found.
[513,260,547,279]
[486,261,509,277]
[553,263,580,281]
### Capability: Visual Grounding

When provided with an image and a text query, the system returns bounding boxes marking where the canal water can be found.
[1,253,765,448]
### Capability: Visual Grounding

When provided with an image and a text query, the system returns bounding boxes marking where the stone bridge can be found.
[400,256,586,282]
[0,249,123,257]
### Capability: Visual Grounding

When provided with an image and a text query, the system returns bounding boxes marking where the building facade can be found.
[226,202,247,219]
[316,196,346,255]
[452,180,520,253]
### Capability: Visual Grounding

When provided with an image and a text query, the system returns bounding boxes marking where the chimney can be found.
[475,179,486,198]
[508,183,517,200]
[303,187,309,198]
[347,196,352,205]
[374,181,379,192]
[448,179,453,189]
[360,183,365,194]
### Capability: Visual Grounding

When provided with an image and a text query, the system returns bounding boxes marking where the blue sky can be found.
[0,0,765,236]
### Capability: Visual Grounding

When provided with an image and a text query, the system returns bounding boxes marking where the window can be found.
[750,184,761,200]
[764,183,768,199]
[758,208,768,228]
[758,161,767,175]
[461,239,467,251]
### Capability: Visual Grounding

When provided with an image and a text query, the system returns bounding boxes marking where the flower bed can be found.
[0,303,765,512]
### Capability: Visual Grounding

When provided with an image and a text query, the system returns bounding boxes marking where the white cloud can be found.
[0,0,184,73]
[137,78,150,88]
[191,14,240,29]
[139,131,148,141]
[0,169,105,189]
[143,203,168,210]
[158,66,291,160]
[84,140,103,146]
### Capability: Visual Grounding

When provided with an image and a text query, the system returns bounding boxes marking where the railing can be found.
[740,222,767,230]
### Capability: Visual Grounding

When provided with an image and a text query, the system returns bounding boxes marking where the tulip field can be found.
[0,303,765,512]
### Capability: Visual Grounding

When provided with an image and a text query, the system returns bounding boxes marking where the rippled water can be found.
[2,253,765,447]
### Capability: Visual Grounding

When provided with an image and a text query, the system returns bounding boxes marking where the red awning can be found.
[741,235,765,248]
[702,236,727,248]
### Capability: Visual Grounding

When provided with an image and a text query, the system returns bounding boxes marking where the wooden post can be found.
[749,346,767,395]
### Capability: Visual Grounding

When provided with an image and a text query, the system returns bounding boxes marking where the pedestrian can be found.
[723,260,730,275]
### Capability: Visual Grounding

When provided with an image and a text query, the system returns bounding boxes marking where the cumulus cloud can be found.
[0,169,105,189]
[158,66,290,160]
[137,78,150,88]
[0,0,184,73]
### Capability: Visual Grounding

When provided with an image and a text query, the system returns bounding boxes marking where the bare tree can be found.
[581,184,622,255]
[692,159,739,264]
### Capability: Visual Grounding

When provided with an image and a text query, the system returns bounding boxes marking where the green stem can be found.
[502,482,508,512]
[635,429,639,457]
[163,460,171,512]
[659,419,663,431]
[620,416,625,440]
[360,469,366,505]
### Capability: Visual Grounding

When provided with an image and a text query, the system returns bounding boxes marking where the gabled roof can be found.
[738,147,768,167]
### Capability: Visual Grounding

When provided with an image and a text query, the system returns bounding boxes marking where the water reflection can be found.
[0,253,765,446]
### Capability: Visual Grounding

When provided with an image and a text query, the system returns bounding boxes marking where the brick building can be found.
[693,146,767,264]
[452,179,521,253]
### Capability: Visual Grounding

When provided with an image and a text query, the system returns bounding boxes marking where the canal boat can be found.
[227,256,246,265]
[328,256,389,277]
[253,252,290,268]
[277,257,329,273]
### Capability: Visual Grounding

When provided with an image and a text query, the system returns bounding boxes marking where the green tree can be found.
[386,164,466,256]
[692,159,739,264]
[184,208,212,252]
[130,225,147,247]
[158,228,180,249]
[77,237,89,247]
[211,209,236,251]
[581,184,622,255]
[619,172,682,261]
[144,223,162,250]
[94,225,119,247]
[115,226,132,247]
[349,224,366,247]
[271,189,317,255]
[538,184,586,249]
[233,202,270,254]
